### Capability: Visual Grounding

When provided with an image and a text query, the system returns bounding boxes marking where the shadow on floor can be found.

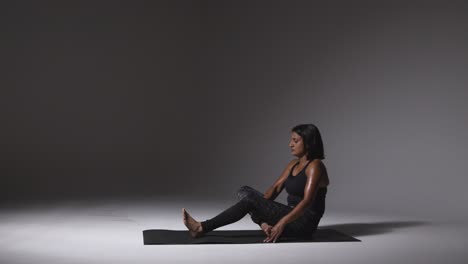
[319,221,429,237]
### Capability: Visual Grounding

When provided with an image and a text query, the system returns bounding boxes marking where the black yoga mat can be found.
[143,228,360,244]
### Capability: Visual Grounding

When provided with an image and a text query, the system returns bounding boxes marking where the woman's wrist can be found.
[276,219,287,226]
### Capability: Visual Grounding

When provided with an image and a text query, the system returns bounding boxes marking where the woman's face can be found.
[289,132,306,157]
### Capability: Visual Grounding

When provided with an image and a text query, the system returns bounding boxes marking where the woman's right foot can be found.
[182,208,204,238]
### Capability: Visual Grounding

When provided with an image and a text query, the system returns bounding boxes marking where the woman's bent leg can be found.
[236,185,266,225]
[232,185,322,238]
[200,185,292,233]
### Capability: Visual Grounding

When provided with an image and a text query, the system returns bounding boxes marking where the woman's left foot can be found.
[182,208,204,238]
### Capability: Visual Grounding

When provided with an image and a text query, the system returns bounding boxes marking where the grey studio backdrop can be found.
[1,1,467,222]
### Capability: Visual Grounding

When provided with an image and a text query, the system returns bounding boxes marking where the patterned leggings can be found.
[200,185,322,237]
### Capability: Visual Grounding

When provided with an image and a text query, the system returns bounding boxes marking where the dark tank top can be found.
[284,160,327,216]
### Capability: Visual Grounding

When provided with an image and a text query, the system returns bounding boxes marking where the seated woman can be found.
[182,123,330,243]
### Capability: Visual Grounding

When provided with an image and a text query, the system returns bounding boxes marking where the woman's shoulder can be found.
[310,158,324,166]
[308,159,329,186]
[306,159,326,172]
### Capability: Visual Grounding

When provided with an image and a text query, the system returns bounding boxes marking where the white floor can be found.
[0,198,466,264]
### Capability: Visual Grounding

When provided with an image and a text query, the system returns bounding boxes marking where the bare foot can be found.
[182,208,204,238]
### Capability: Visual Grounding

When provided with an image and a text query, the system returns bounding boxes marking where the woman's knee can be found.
[236,185,260,201]
[236,185,251,200]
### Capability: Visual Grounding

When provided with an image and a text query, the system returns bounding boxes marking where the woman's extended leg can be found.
[198,185,317,237]
[197,185,279,233]
[183,185,319,238]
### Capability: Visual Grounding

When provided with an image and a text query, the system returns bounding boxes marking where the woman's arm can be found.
[263,185,280,200]
[263,159,298,201]
[263,160,323,243]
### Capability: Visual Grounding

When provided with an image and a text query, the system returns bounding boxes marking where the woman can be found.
[183,124,330,243]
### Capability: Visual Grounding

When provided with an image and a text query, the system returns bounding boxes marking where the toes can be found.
[184,210,191,220]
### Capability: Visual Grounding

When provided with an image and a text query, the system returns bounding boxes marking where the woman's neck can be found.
[298,156,310,165]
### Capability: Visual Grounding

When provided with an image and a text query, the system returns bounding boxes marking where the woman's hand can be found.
[260,222,272,237]
[263,221,286,243]
[262,187,275,200]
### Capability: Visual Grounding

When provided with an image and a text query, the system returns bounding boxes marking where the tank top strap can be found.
[290,159,314,174]
[303,159,313,169]
[303,160,313,172]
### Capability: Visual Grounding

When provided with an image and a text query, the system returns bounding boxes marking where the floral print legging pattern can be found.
[200,185,323,237]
